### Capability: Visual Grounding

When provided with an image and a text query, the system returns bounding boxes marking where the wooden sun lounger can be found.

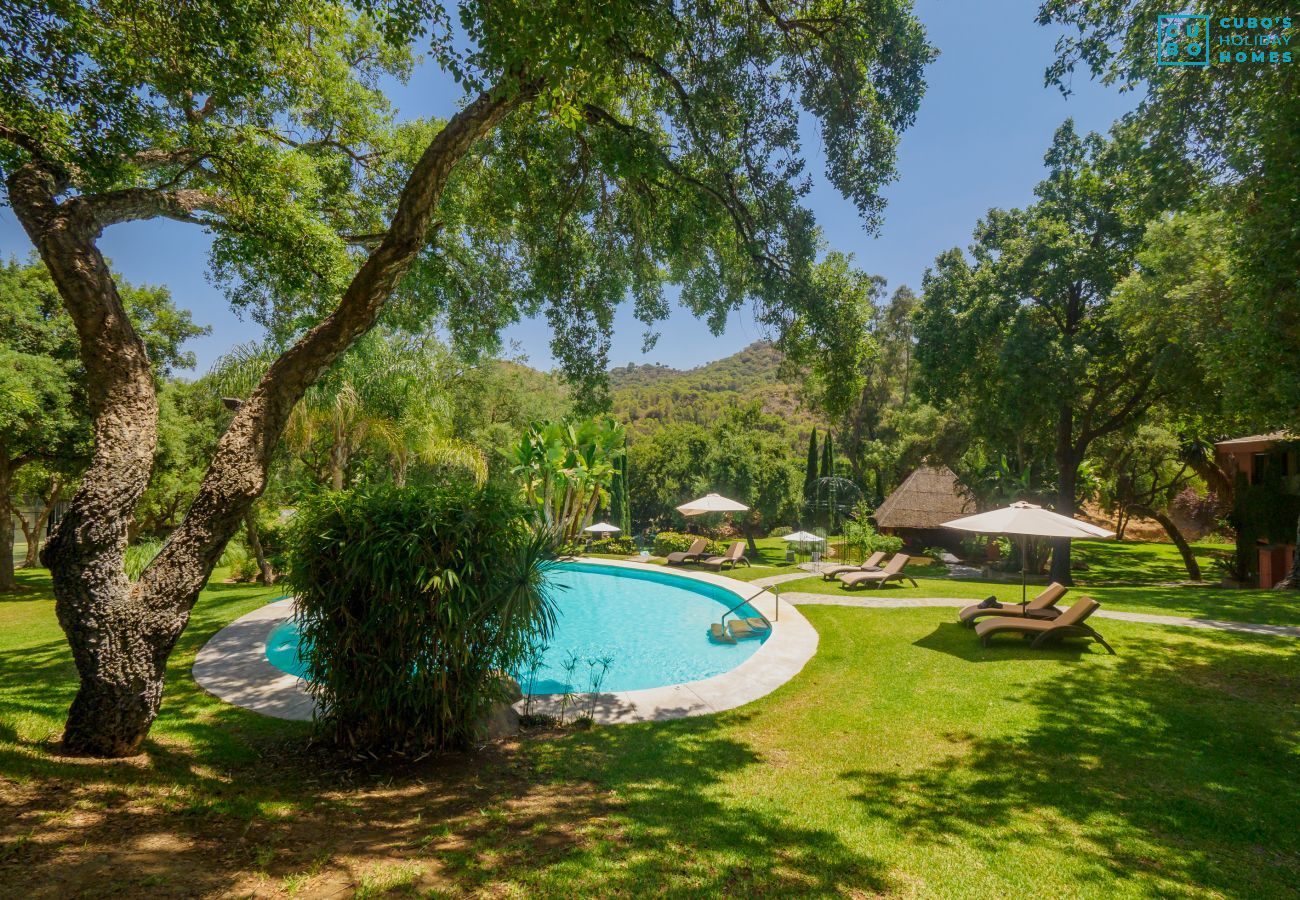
[974,596,1115,654]
[666,538,708,565]
[821,551,887,580]
[838,554,916,590]
[700,541,748,570]
[958,582,1068,628]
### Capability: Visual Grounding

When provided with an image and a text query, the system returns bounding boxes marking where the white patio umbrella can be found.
[781,530,825,566]
[942,501,1114,610]
[583,522,622,534]
[675,493,749,516]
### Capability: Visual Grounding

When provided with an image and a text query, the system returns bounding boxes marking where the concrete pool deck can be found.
[192,558,820,726]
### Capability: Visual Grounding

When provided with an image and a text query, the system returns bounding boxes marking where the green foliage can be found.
[626,401,804,536]
[916,123,1182,579]
[708,404,803,538]
[771,526,794,538]
[4,0,934,386]
[803,429,819,505]
[1040,5,1299,432]
[627,422,713,527]
[841,516,902,560]
[511,417,625,544]
[612,343,819,456]
[652,532,726,558]
[286,481,556,754]
[609,454,630,537]
[588,537,635,555]
[122,540,163,581]
[0,260,207,568]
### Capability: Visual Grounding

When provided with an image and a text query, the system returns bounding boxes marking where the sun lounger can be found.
[821,551,887,580]
[958,582,1068,627]
[838,553,916,590]
[700,541,749,570]
[666,538,708,565]
[974,596,1115,654]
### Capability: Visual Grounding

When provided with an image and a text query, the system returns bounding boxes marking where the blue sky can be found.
[0,0,1135,376]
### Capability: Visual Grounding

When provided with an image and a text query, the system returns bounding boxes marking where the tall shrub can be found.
[286,481,557,754]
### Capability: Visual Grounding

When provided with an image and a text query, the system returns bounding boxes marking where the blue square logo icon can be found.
[1157,14,1211,66]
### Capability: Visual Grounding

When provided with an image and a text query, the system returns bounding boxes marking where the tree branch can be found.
[136,79,539,604]
[68,187,231,232]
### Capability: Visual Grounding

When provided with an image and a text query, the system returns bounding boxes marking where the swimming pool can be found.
[264,561,768,693]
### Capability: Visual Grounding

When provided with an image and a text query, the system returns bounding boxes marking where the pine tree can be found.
[803,428,819,513]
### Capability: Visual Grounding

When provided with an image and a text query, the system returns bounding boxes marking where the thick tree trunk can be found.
[12,176,164,755]
[1050,409,1078,586]
[0,460,16,591]
[10,83,532,757]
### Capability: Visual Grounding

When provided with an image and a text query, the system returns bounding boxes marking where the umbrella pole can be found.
[1021,535,1028,614]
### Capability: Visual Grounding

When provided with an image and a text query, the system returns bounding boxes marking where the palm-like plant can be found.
[209,333,486,490]
[511,417,625,543]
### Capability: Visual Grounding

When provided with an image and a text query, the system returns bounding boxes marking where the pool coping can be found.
[191,557,819,725]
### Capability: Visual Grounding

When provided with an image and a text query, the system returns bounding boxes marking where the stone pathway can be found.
[779,593,1300,639]
[749,571,818,589]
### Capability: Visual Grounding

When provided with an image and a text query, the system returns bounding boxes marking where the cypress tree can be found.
[803,428,819,507]
[820,431,834,480]
[616,454,631,536]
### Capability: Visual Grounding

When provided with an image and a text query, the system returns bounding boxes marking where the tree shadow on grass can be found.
[1087,584,1300,627]
[912,621,1093,662]
[1,589,887,896]
[1,715,889,896]
[839,630,1300,896]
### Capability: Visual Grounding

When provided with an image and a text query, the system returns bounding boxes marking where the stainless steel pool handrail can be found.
[719,587,775,629]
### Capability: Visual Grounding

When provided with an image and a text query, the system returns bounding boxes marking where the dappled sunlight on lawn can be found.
[2,573,1297,895]
[833,618,1300,895]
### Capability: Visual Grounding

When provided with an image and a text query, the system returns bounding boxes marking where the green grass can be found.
[777,574,1300,626]
[0,567,304,779]
[775,539,1300,626]
[2,560,1299,896]
[1071,538,1234,585]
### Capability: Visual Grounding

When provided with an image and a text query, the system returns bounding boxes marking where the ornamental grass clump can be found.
[286,481,557,755]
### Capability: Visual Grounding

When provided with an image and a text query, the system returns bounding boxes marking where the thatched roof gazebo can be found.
[872,466,974,548]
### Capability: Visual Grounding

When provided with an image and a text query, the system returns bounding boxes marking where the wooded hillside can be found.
[609,342,820,452]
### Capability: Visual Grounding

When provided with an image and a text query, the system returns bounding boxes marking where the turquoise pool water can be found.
[264,561,767,692]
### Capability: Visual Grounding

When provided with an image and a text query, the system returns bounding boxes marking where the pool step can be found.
[709,617,773,643]
[709,623,737,644]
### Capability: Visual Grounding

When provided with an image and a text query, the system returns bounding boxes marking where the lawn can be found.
[1071,538,1234,585]
[2,565,1299,896]
[773,539,1300,627]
